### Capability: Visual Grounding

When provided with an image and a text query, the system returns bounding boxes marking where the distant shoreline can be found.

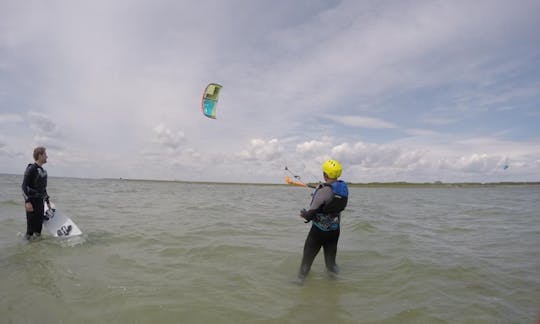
[113,178,540,188]
[345,182,540,188]
[2,173,539,187]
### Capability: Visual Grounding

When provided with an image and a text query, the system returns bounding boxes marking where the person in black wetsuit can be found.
[296,159,349,284]
[21,146,50,240]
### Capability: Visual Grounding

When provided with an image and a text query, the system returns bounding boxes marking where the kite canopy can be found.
[201,83,222,119]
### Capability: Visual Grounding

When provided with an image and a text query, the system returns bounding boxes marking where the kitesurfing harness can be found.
[301,180,348,231]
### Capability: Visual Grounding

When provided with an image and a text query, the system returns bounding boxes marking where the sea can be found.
[1,174,539,323]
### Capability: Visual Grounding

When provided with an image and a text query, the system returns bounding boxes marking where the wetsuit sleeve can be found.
[301,186,333,221]
[21,165,36,203]
[44,169,49,203]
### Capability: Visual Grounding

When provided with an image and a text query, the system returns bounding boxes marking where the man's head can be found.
[33,147,47,165]
[322,159,342,180]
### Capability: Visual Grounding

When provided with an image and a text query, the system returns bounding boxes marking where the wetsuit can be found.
[22,163,49,237]
[298,180,348,279]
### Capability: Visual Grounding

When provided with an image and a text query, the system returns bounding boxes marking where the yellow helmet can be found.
[322,159,342,179]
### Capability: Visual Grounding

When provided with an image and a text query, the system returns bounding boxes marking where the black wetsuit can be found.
[22,163,49,237]
[298,181,348,279]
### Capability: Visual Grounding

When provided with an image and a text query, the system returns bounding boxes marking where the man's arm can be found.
[300,186,333,221]
[21,165,35,202]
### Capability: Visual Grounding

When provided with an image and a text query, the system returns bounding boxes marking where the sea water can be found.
[1,174,539,323]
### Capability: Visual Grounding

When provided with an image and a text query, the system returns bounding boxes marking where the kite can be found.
[201,83,223,119]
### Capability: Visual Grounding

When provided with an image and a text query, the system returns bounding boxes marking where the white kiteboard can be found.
[43,202,82,237]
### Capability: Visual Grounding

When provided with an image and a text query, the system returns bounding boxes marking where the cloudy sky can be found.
[1,0,539,183]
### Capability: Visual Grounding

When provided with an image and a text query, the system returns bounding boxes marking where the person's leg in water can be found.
[33,198,44,237]
[297,226,323,284]
[322,229,340,276]
[25,210,34,240]
[26,199,44,240]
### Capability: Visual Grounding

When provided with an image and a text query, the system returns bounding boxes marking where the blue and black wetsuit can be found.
[298,180,348,279]
[22,163,49,237]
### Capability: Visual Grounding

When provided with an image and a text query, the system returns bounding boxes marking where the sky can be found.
[1,0,539,183]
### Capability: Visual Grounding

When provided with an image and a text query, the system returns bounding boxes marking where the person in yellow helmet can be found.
[295,159,349,285]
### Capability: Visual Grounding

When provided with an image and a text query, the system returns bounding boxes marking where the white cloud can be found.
[296,138,333,155]
[451,154,501,173]
[153,123,185,150]
[28,111,58,135]
[290,135,540,183]
[239,139,283,162]
[329,141,426,169]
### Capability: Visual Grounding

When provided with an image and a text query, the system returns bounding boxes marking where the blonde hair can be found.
[33,147,46,161]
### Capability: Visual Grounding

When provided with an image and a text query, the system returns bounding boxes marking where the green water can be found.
[1,175,539,323]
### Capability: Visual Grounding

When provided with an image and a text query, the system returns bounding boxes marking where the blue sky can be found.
[1,0,539,183]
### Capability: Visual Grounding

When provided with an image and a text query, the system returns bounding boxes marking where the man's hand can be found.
[25,202,33,212]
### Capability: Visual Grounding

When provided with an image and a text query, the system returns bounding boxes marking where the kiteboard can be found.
[43,202,82,237]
